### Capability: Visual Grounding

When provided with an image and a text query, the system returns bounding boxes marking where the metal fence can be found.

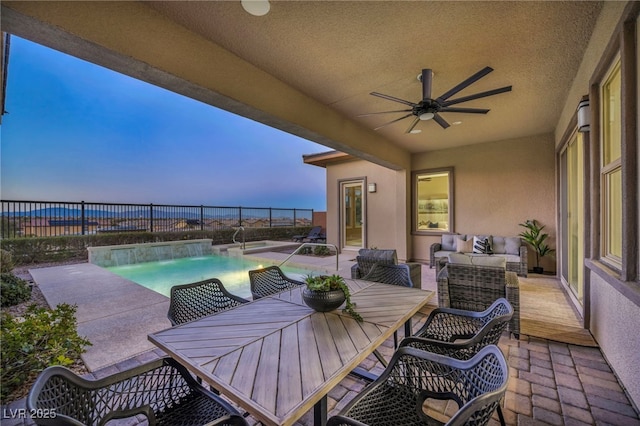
[0,200,314,238]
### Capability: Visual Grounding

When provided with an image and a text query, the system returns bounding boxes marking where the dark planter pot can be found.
[532,266,544,274]
[302,288,346,312]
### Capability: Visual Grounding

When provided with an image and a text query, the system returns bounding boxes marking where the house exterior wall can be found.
[554,2,640,408]
[325,160,409,261]
[411,134,556,270]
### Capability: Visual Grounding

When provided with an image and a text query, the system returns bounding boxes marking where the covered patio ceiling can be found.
[2,1,602,167]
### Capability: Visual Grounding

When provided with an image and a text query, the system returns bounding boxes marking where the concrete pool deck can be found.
[29,251,373,371]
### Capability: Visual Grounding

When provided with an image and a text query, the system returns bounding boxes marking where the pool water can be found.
[106,255,312,299]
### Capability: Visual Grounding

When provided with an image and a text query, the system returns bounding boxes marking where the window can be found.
[600,58,622,268]
[413,168,453,233]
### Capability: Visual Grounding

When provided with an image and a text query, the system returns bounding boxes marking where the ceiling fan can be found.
[359,66,512,133]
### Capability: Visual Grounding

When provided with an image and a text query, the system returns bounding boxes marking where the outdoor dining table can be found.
[148,278,434,426]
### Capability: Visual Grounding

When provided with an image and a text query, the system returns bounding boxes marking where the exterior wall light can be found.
[368,183,377,193]
[577,95,590,132]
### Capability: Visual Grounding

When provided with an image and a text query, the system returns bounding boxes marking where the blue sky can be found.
[1,37,328,210]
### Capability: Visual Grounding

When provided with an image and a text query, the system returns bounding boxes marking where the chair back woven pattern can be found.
[447,264,506,311]
[355,256,395,278]
[404,299,513,361]
[249,266,304,299]
[27,358,246,426]
[327,346,508,426]
[168,279,249,326]
[361,263,413,287]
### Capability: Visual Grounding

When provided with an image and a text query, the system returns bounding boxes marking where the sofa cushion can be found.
[472,256,506,268]
[455,237,474,253]
[448,252,472,265]
[441,234,458,251]
[505,237,522,255]
[492,236,507,254]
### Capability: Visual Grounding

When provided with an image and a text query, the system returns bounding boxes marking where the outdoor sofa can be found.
[430,233,528,277]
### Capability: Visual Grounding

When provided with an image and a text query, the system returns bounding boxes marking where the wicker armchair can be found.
[362,263,414,347]
[248,265,305,300]
[326,345,509,426]
[168,278,249,326]
[438,264,520,338]
[351,249,421,288]
[26,357,248,426]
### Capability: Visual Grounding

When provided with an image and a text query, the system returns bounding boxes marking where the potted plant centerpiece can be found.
[303,274,362,322]
[519,219,555,274]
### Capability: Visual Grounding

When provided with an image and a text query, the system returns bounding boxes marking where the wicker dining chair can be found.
[27,357,248,426]
[248,265,304,300]
[168,278,249,326]
[399,298,513,360]
[398,298,513,426]
[326,345,509,426]
[362,263,414,348]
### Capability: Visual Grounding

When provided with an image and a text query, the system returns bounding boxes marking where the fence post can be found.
[81,201,86,235]
[150,203,154,233]
[269,208,273,227]
[293,208,297,227]
[239,207,243,226]
[200,205,204,231]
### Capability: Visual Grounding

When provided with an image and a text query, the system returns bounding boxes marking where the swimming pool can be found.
[106,255,312,299]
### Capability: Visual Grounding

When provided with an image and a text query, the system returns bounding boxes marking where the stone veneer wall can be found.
[88,239,213,267]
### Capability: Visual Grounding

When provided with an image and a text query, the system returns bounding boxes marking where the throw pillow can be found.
[455,237,474,253]
[473,236,493,254]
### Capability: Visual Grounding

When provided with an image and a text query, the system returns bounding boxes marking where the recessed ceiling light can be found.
[410,129,422,134]
[241,0,270,16]
[452,121,462,125]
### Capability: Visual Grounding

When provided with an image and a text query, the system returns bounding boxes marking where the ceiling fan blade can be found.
[442,86,512,107]
[439,107,490,114]
[371,92,417,107]
[436,66,493,103]
[405,117,420,134]
[433,113,450,129]
[373,113,414,130]
[421,69,433,101]
[357,109,412,117]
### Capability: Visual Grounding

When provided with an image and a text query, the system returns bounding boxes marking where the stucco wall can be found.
[590,274,640,407]
[411,134,556,271]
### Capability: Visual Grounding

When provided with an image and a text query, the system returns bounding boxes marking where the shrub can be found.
[1,273,31,307]
[313,245,332,256]
[0,303,91,402]
[0,248,15,273]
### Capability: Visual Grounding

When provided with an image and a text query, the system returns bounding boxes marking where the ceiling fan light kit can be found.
[360,66,512,134]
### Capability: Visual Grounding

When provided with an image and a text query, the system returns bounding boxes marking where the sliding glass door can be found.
[560,132,585,306]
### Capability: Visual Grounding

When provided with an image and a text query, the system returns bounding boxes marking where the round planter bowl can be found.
[302,288,346,312]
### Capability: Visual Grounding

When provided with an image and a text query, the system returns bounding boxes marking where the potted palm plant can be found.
[519,219,555,274]
[303,274,363,322]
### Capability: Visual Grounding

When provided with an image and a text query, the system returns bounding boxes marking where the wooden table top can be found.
[148,279,434,426]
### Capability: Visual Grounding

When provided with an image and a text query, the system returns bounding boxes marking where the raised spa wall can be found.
[88,239,213,267]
